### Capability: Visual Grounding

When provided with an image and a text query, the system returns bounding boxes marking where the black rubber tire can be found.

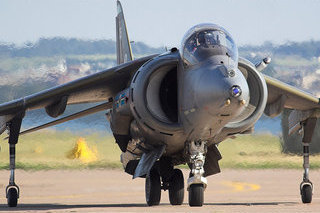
[169,169,184,205]
[189,184,204,207]
[301,184,312,203]
[145,169,161,206]
[7,188,18,207]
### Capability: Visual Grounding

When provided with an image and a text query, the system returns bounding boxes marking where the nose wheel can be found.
[189,184,204,206]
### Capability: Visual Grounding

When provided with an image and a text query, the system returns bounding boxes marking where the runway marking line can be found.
[219,181,261,193]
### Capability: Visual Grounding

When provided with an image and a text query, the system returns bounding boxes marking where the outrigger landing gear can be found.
[5,112,23,207]
[300,118,317,204]
[6,144,20,207]
[186,140,207,207]
[301,142,312,203]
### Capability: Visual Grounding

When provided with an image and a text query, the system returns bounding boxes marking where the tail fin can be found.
[116,0,133,65]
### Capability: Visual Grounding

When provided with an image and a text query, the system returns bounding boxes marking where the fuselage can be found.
[122,23,253,156]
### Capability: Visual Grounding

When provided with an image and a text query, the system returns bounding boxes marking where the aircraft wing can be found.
[264,74,319,113]
[263,74,320,135]
[0,55,154,134]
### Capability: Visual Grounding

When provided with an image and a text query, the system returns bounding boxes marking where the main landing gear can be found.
[5,112,24,207]
[168,169,184,205]
[300,118,317,204]
[144,139,208,207]
[145,159,185,206]
[145,167,161,206]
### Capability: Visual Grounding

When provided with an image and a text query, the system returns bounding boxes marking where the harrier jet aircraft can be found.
[1,0,319,207]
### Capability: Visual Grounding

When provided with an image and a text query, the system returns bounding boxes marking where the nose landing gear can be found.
[186,140,207,207]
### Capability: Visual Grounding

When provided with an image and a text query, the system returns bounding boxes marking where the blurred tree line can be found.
[0,37,163,58]
[239,40,320,59]
[0,38,319,59]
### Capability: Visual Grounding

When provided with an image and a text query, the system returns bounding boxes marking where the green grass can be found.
[219,134,320,169]
[1,131,319,170]
[0,130,122,170]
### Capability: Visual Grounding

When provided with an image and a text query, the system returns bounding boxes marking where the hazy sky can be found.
[1,0,320,47]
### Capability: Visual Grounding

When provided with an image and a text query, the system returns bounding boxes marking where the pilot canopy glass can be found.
[182,27,238,66]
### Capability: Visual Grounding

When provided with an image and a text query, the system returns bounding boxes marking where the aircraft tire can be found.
[189,184,204,207]
[145,168,161,206]
[7,188,18,207]
[169,169,184,205]
[301,184,312,203]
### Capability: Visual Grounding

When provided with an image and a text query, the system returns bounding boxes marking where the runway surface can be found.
[0,169,319,212]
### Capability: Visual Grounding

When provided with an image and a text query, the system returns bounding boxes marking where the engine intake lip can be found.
[129,52,183,134]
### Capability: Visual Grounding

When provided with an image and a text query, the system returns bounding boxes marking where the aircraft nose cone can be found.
[180,64,250,139]
[194,65,249,118]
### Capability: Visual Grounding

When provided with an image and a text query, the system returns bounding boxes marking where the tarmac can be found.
[0,169,319,212]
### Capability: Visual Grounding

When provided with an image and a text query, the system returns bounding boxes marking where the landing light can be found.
[231,86,242,97]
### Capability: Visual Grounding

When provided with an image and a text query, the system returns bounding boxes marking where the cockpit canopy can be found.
[181,23,238,67]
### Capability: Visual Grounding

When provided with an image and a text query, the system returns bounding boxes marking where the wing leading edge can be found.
[0,55,155,135]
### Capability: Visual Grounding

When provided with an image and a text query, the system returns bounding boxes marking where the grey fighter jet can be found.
[1,0,319,207]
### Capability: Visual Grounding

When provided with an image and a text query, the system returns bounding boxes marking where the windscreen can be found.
[182,28,238,66]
